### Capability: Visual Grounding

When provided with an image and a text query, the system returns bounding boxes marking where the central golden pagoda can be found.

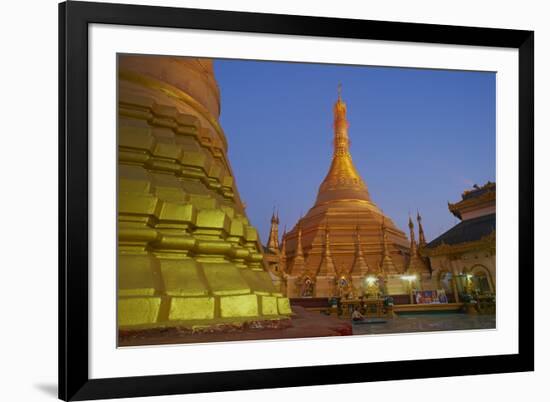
[281,86,413,298]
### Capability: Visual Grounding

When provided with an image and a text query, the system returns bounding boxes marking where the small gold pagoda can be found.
[280,86,411,298]
[117,56,291,333]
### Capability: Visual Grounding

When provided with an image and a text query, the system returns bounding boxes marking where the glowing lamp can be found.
[401,275,417,282]
[365,276,377,285]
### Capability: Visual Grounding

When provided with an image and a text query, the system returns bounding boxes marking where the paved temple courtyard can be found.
[119,308,495,347]
[352,313,496,335]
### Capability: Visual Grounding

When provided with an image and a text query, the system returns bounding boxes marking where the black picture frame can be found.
[59,1,534,400]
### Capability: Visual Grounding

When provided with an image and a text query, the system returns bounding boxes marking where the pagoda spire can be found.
[379,216,398,274]
[296,222,304,258]
[289,221,305,274]
[350,225,369,276]
[417,210,426,248]
[333,83,350,157]
[314,85,371,205]
[406,215,429,274]
[280,225,287,254]
[266,207,280,252]
[408,215,417,256]
[317,221,337,276]
[279,225,287,273]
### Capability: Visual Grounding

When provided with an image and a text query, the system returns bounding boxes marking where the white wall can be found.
[0,0,547,401]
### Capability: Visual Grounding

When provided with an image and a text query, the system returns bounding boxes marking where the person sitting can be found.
[351,307,365,322]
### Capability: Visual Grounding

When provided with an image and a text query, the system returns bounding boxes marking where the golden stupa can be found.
[282,86,412,298]
[117,55,291,332]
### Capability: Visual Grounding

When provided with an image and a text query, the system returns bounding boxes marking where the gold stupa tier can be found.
[117,55,291,331]
[284,201,409,275]
[283,87,410,298]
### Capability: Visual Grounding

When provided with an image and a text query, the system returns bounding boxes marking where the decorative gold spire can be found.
[279,225,287,273]
[266,207,280,252]
[417,210,427,248]
[350,225,369,276]
[315,85,371,205]
[333,83,349,156]
[296,223,304,257]
[289,222,305,274]
[379,216,398,274]
[317,221,337,276]
[406,215,429,274]
[408,215,417,256]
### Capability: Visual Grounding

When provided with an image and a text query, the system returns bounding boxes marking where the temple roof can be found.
[425,213,496,249]
[448,182,496,220]
[462,181,495,200]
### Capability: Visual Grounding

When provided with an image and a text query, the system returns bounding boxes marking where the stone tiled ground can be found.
[119,310,495,347]
[352,313,496,335]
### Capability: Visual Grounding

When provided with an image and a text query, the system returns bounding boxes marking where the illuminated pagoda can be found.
[275,86,412,298]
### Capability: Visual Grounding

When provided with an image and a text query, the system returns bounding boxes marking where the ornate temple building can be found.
[263,87,432,298]
[422,182,496,302]
[117,56,291,333]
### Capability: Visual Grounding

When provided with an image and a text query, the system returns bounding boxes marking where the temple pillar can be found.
[486,257,497,293]
[449,260,461,302]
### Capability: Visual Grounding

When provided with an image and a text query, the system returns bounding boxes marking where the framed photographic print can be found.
[59,1,534,400]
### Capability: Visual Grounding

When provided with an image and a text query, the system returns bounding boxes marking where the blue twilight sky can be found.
[213,59,496,245]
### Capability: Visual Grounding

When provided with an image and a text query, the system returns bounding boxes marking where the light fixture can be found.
[365,276,377,284]
[401,275,417,282]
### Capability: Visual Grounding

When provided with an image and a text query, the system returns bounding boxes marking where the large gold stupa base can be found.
[117,56,291,332]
